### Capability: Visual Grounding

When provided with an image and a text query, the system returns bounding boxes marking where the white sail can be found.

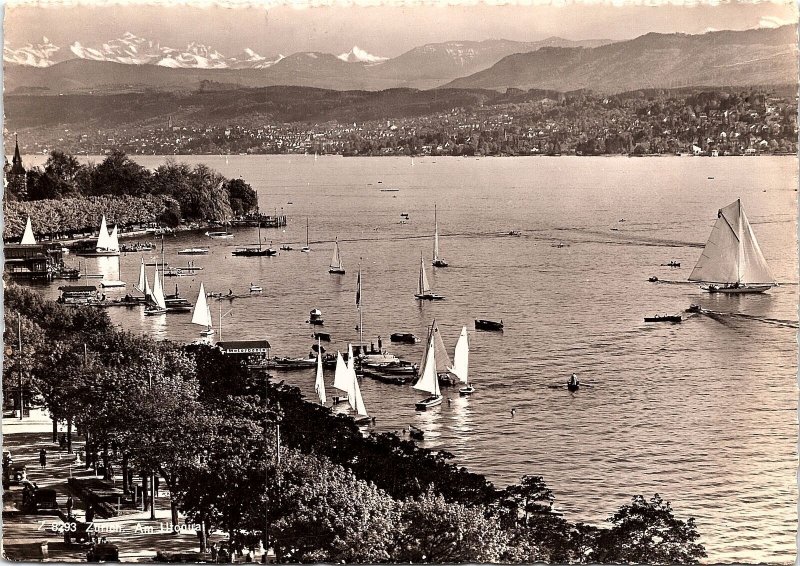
[689,199,775,285]
[192,283,212,328]
[136,259,147,293]
[108,225,120,252]
[448,326,469,384]
[315,343,327,405]
[418,256,431,294]
[414,326,440,397]
[432,322,453,372]
[96,216,111,250]
[433,205,440,261]
[345,344,359,410]
[152,267,167,310]
[330,239,343,269]
[333,351,350,395]
[20,217,36,245]
[351,370,367,416]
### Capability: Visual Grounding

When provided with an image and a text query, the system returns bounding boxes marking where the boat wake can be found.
[698,310,798,329]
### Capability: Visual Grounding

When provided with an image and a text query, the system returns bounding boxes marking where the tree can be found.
[224,178,258,217]
[591,494,706,564]
[89,150,151,197]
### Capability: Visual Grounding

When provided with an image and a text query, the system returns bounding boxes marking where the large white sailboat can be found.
[95,216,120,256]
[449,326,473,395]
[191,283,214,336]
[414,324,443,409]
[432,204,448,267]
[329,238,345,274]
[689,199,776,294]
[415,255,445,301]
[20,217,36,245]
[145,267,168,315]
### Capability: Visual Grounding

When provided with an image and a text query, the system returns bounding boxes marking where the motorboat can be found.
[205,231,234,239]
[644,314,682,323]
[314,332,331,342]
[662,261,681,267]
[249,284,263,293]
[475,319,503,331]
[308,308,324,325]
[177,248,209,255]
[273,357,316,370]
[280,245,293,251]
[390,333,419,344]
[648,276,659,282]
[408,425,424,440]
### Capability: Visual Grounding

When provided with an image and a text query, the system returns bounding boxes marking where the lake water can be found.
[28,154,798,563]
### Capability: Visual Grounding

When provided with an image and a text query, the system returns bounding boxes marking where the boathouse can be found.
[58,285,99,305]
[217,340,271,369]
[4,244,63,280]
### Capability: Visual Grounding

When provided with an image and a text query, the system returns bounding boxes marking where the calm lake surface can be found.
[29,155,798,563]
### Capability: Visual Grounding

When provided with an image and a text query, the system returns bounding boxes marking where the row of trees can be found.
[3,283,707,563]
[4,150,258,239]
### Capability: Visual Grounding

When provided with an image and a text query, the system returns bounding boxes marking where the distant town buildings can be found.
[8,89,797,158]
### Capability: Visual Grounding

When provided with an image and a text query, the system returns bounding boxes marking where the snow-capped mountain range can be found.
[4,32,377,69]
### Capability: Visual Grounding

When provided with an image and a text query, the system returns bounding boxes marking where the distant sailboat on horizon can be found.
[689,198,776,294]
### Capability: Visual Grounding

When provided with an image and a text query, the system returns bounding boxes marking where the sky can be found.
[3,0,798,59]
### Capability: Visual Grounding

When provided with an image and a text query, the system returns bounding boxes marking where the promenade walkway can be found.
[2,411,228,562]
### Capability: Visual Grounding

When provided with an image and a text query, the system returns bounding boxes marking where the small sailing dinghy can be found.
[448,326,472,395]
[191,283,214,336]
[689,199,776,294]
[144,267,168,315]
[415,255,445,301]
[432,204,448,267]
[329,238,345,274]
[414,324,443,409]
[315,339,327,405]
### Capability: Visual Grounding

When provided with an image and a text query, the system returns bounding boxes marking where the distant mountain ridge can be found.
[444,25,798,92]
[4,26,796,94]
[4,34,613,92]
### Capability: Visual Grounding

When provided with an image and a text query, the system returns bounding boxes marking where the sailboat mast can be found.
[434,204,438,260]
[219,302,222,342]
[737,202,744,283]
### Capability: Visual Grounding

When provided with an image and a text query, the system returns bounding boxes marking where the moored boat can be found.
[329,238,346,274]
[177,248,209,255]
[475,319,503,331]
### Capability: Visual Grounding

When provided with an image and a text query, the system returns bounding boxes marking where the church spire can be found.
[11,134,24,175]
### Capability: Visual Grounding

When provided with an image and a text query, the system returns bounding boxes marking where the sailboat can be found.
[20,217,36,245]
[301,218,311,253]
[314,339,327,405]
[329,238,345,274]
[432,204,448,267]
[347,344,371,424]
[144,267,168,315]
[415,254,444,300]
[135,259,152,301]
[191,283,214,336]
[449,326,472,395]
[689,199,776,294]
[414,324,443,409]
[94,216,120,256]
[332,350,350,405]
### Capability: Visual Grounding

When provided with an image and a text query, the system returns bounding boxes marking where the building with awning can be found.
[5,244,63,280]
[217,340,271,368]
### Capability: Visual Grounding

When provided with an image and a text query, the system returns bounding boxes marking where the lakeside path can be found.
[2,411,227,562]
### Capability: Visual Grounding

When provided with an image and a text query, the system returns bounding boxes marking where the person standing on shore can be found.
[39,449,47,469]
